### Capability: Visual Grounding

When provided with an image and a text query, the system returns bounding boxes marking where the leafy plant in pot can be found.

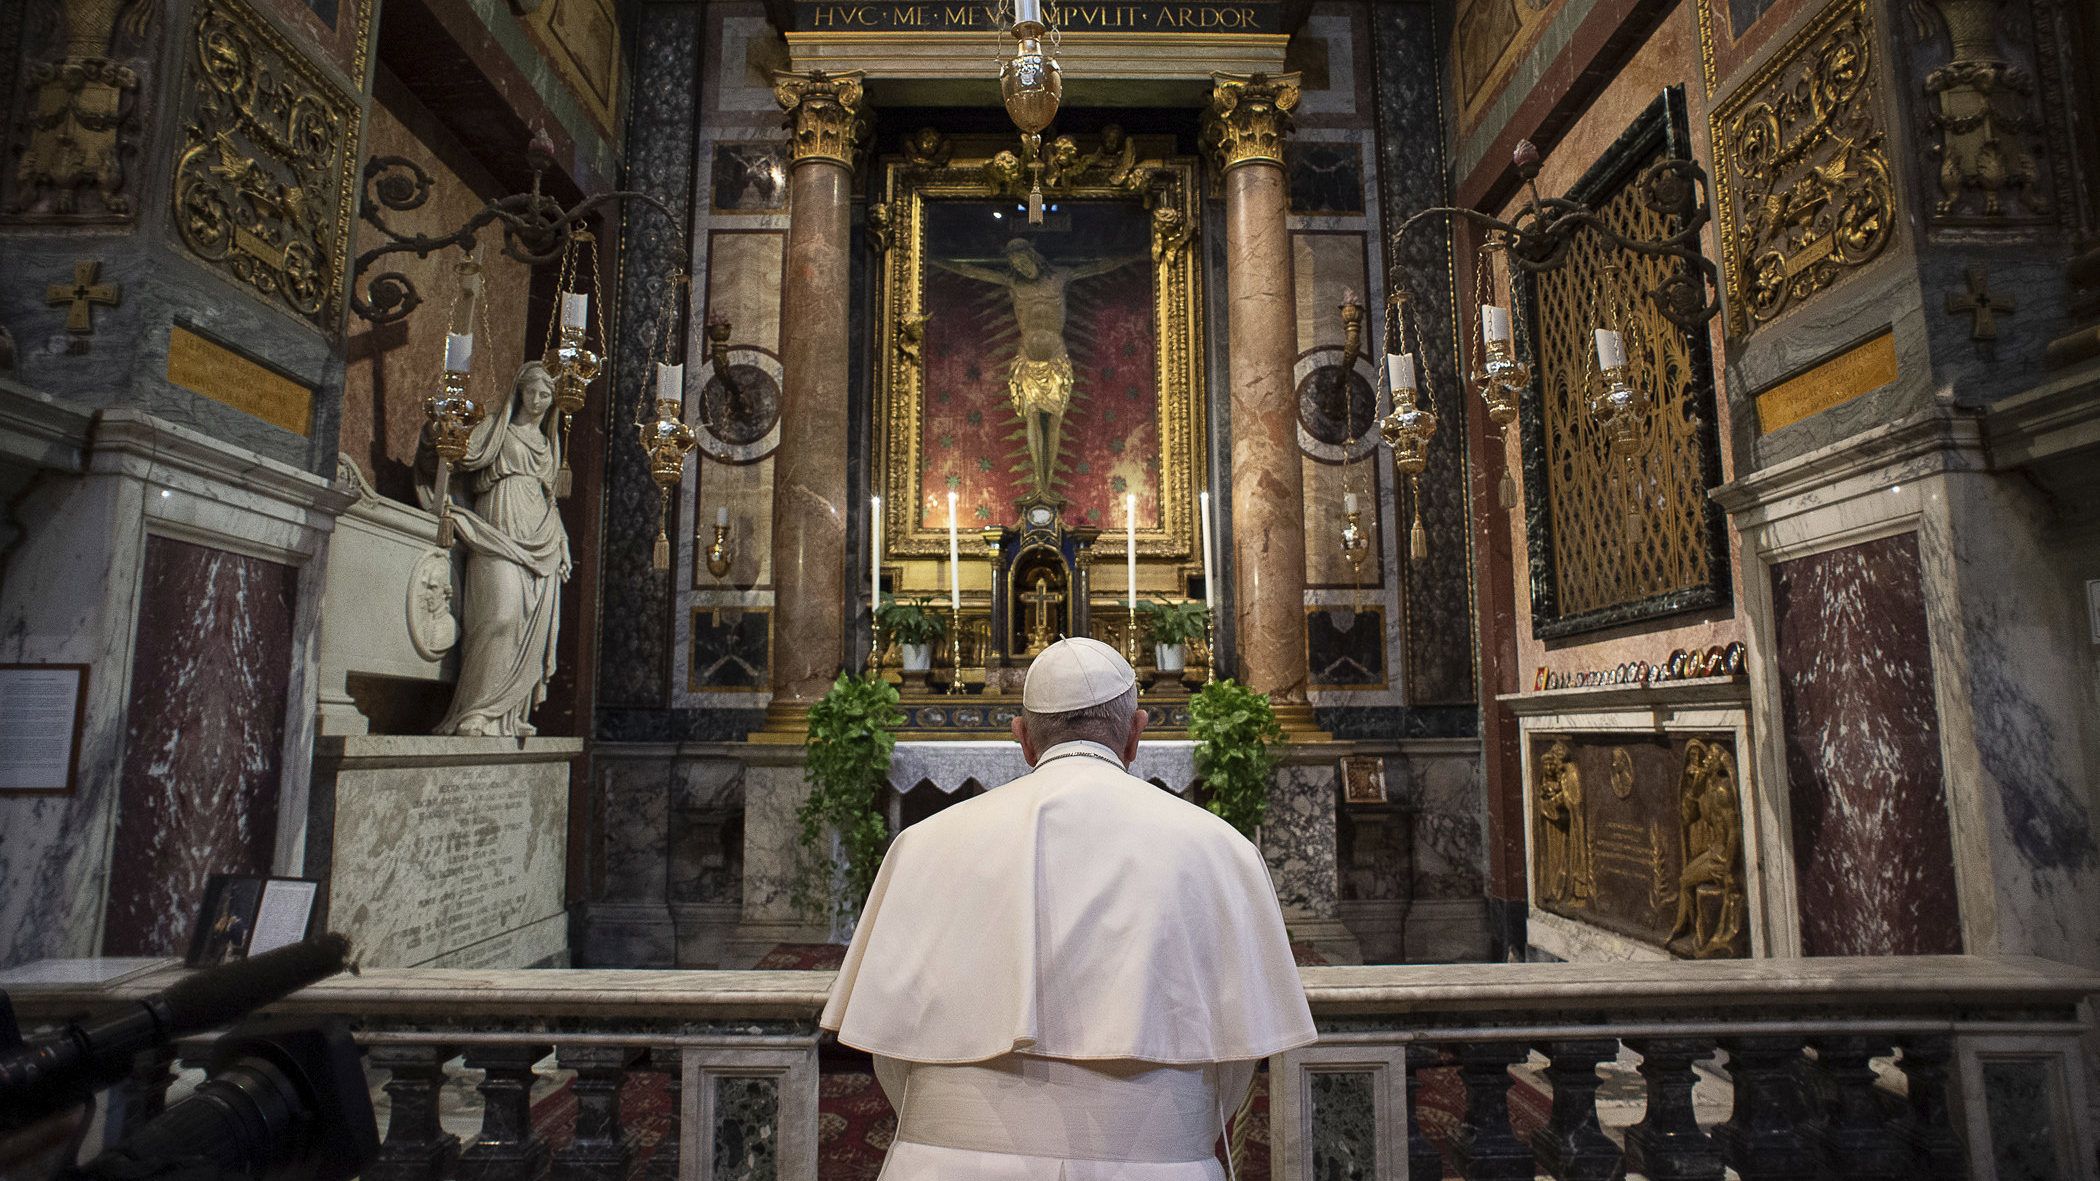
[794,671,904,926]
[877,595,948,672]
[1188,678,1285,838]
[1137,598,1209,673]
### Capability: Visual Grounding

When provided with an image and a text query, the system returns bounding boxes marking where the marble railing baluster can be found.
[553,1045,642,1181]
[457,1042,553,1181]
[1446,1041,1534,1180]
[1806,1036,1906,1179]
[1529,1038,1622,1181]
[1405,1044,1446,1180]
[1894,1036,1966,1179]
[641,1046,683,1181]
[1621,1037,1723,1181]
[367,1043,462,1181]
[1713,1035,1816,1181]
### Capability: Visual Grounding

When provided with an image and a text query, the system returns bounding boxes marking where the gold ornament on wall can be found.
[1710,0,1895,337]
[3,0,154,223]
[1911,0,2052,221]
[171,0,359,335]
[1669,738,1745,958]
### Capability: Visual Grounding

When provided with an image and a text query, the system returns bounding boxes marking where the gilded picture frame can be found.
[873,134,1207,561]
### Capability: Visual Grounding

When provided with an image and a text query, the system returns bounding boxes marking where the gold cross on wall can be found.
[47,260,121,334]
[1945,265,2014,342]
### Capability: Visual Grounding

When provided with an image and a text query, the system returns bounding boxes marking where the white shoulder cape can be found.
[820,745,1317,1064]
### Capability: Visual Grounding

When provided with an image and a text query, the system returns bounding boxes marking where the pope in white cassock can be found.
[822,638,1317,1180]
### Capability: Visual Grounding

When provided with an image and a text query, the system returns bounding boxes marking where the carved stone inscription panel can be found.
[1531,731,1750,958]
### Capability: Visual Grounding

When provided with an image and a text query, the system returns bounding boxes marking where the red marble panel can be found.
[1771,532,1962,956]
[102,538,297,956]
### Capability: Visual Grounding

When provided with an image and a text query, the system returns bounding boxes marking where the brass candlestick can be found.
[639,398,696,570]
[1339,509,1369,576]
[1381,292,1440,559]
[704,521,733,577]
[426,365,482,549]
[545,230,603,499]
[947,605,965,695]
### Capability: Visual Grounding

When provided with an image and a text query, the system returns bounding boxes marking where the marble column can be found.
[769,71,864,704]
[1209,73,1308,702]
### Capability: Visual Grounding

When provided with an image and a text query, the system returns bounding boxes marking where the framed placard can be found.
[185,873,321,966]
[0,663,88,795]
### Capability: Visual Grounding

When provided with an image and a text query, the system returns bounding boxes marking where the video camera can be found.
[0,935,378,1181]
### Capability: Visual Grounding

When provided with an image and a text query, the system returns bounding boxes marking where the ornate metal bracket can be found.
[1389,140,1723,330]
[350,135,678,325]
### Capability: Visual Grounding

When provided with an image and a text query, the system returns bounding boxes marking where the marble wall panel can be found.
[703,231,786,353]
[696,455,774,589]
[597,3,698,711]
[102,537,297,956]
[1307,606,1386,687]
[1370,2,1475,709]
[1391,751,1489,900]
[1264,764,1341,922]
[1771,532,1963,955]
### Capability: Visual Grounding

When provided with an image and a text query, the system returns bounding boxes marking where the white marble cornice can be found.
[0,379,94,473]
[1982,360,2100,471]
[1710,407,1988,528]
[86,409,356,521]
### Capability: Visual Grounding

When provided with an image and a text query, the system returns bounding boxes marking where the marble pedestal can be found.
[309,736,580,968]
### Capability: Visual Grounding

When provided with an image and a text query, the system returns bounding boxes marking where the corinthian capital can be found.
[1205,72,1302,172]
[774,70,866,167]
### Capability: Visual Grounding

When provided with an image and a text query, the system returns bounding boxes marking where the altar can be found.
[886,739,1200,797]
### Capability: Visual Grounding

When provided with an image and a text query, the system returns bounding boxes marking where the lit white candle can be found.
[715,505,728,527]
[1016,0,1042,22]
[870,496,883,610]
[1386,352,1417,393]
[1125,493,1138,612]
[1481,305,1512,345]
[947,490,961,613]
[1344,492,1359,515]
[655,362,683,407]
[1594,328,1627,370]
[1199,490,1216,615]
[444,332,474,373]
[561,292,589,330]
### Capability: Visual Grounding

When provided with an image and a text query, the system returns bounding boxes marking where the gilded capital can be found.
[1205,72,1301,172]
[773,69,866,167]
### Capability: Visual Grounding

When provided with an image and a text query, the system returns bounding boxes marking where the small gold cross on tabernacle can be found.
[1945,265,2014,343]
[47,261,121,335]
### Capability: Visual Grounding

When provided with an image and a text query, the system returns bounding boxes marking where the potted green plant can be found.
[1188,678,1285,838]
[1137,598,1209,673]
[794,672,904,926]
[876,595,948,673]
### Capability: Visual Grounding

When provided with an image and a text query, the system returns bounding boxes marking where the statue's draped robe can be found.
[435,410,568,736]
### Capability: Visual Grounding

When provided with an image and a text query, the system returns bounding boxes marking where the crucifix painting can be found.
[916,200,1163,533]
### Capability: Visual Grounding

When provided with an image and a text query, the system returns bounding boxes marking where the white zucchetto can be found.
[1020,636,1137,712]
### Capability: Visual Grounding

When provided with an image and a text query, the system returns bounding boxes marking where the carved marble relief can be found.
[1710,0,1896,337]
[2,0,157,223]
[171,0,360,336]
[1903,0,2067,227]
[1530,732,1750,958]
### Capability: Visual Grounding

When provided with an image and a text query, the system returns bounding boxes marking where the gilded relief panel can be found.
[1,0,159,223]
[171,0,361,337]
[1900,0,2069,230]
[1531,732,1750,958]
[1710,0,1897,338]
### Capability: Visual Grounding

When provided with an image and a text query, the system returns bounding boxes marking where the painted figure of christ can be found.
[933,238,1146,498]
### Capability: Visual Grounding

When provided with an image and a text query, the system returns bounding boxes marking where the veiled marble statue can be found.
[419,360,571,736]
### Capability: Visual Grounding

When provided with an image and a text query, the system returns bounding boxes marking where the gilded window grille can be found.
[1514,89,1730,639]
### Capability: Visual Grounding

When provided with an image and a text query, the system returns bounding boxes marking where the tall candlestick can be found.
[561,292,589,330]
[444,332,474,373]
[1199,490,1216,614]
[1594,327,1627,370]
[1125,493,1137,611]
[1387,352,1417,392]
[1481,305,1512,345]
[947,490,961,612]
[870,496,883,610]
[655,361,683,407]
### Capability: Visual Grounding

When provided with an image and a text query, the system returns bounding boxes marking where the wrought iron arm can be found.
[1387,147,1722,330]
[350,148,680,326]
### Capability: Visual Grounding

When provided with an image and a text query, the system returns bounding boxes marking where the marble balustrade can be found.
[9,956,2094,1181]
